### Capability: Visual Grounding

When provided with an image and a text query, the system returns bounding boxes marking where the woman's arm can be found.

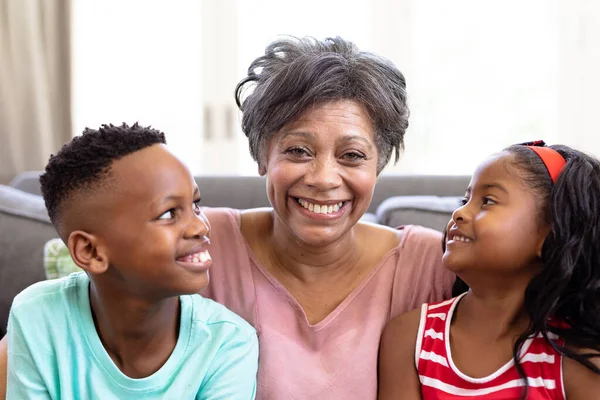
[378,308,422,400]
[0,335,7,400]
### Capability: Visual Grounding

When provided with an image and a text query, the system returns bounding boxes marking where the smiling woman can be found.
[197,36,456,399]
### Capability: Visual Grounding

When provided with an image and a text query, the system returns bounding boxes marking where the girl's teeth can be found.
[454,236,472,242]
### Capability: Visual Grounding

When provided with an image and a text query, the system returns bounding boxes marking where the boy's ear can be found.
[67,230,109,274]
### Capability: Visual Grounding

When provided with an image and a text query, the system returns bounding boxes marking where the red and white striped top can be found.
[416,294,565,399]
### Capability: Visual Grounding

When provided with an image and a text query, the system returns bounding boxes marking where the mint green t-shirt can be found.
[7,272,258,399]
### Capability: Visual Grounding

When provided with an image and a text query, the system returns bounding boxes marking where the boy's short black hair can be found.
[40,122,166,227]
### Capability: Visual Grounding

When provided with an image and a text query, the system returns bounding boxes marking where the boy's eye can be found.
[158,209,176,220]
[193,199,202,215]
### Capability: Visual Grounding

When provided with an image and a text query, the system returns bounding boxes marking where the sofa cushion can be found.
[44,238,80,279]
[376,195,462,232]
[0,185,56,336]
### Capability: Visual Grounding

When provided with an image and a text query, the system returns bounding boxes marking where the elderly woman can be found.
[0,36,454,399]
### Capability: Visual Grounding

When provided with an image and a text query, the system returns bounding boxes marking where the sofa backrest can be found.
[11,172,471,214]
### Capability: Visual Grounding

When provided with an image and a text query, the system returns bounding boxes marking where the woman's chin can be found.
[290,224,349,248]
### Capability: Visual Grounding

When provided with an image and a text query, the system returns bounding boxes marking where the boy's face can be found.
[90,144,211,299]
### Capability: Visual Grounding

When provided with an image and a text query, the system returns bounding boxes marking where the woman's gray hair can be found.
[235,36,409,173]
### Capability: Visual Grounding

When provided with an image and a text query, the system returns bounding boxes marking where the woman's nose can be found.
[304,156,342,190]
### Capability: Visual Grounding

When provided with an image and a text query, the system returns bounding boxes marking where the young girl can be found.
[378,141,600,399]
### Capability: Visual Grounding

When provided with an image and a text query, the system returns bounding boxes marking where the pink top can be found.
[201,207,455,400]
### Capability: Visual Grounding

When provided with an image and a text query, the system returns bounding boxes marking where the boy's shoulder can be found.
[11,272,83,312]
[187,294,256,336]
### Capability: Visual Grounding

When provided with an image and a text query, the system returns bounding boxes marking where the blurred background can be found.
[1,0,599,184]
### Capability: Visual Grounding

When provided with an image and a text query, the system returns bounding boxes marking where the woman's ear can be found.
[67,230,109,274]
[258,163,267,176]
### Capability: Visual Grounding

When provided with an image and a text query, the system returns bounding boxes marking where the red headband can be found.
[520,140,566,183]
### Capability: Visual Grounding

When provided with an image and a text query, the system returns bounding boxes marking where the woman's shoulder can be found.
[359,221,443,253]
[202,206,241,226]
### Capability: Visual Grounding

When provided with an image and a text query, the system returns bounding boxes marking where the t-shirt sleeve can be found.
[196,330,259,400]
[391,225,456,317]
[6,307,51,399]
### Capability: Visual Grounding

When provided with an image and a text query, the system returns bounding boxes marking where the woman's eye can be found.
[286,147,309,157]
[158,209,176,220]
[193,200,202,215]
[342,152,366,161]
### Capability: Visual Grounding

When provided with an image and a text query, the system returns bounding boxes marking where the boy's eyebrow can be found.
[156,187,200,205]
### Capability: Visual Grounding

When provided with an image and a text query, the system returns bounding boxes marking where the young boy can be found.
[6,123,258,399]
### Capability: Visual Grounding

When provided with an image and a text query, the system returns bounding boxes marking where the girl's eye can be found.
[460,197,468,206]
[193,200,202,215]
[342,152,366,161]
[482,197,497,206]
[158,209,176,220]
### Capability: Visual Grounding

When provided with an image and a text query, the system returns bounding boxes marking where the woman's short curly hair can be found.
[235,36,409,174]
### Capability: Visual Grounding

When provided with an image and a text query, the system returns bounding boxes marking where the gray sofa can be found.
[0,172,470,337]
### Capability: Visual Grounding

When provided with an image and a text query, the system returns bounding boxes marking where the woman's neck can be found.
[89,281,180,377]
[267,216,363,285]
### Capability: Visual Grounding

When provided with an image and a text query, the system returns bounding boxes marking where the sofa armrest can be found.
[0,185,55,337]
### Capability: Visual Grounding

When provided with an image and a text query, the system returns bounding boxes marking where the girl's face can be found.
[443,152,549,278]
[261,99,379,247]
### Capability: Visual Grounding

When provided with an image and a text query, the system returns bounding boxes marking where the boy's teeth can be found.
[297,199,344,215]
[181,250,212,263]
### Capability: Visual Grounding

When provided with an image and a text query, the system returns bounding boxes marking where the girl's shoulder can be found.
[563,347,600,398]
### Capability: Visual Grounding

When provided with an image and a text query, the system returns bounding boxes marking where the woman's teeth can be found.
[297,198,344,214]
[179,250,211,263]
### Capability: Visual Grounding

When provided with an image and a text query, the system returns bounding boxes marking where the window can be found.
[73,0,598,176]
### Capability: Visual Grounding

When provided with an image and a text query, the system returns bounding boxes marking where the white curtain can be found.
[0,0,71,184]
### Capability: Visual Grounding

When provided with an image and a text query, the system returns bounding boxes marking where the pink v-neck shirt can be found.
[201,208,455,399]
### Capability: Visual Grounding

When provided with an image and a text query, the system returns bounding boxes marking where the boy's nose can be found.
[185,211,210,239]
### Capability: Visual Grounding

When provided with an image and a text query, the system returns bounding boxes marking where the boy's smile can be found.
[87,144,212,299]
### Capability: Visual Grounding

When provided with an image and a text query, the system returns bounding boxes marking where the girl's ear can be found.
[67,230,109,274]
[536,225,552,258]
